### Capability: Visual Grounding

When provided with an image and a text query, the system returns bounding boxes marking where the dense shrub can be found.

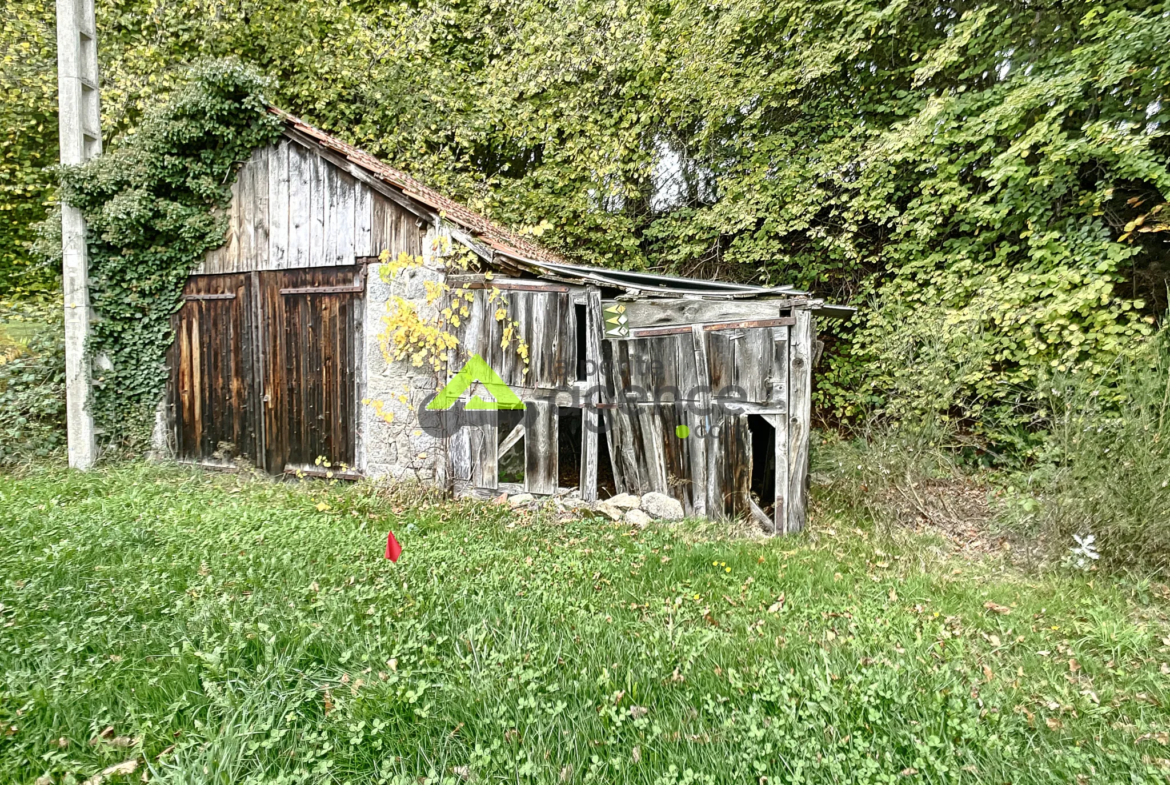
[1014,330,1170,573]
[0,301,65,464]
[3,1,1167,448]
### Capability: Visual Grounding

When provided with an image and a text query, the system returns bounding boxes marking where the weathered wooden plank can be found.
[226,170,242,269]
[629,317,795,338]
[321,163,337,265]
[690,325,717,516]
[582,288,603,502]
[614,299,797,329]
[599,342,638,494]
[676,326,705,517]
[449,426,471,481]
[769,326,789,532]
[524,402,557,495]
[735,328,773,402]
[451,279,572,293]
[288,143,311,268]
[786,309,813,534]
[470,410,498,490]
[354,181,373,258]
[330,169,356,265]
[528,292,548,385]
[497,421,525,459]
[764,412,787,533]
[238,152,255,266]
[309,153,327,266]
[268,140,289,269]
[251,147,269,269]
[768,326,789,406]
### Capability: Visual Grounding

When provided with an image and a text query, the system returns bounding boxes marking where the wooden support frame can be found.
[524,400,557,495]
[581,288,604,502]
[469,409,498,490]
[786,309,813,534]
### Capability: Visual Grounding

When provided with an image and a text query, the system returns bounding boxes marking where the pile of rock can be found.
[591,492,684,527]
[494,488,686,526]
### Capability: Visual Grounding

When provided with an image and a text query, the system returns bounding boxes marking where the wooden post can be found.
[769,324,790,534]
[786,309,813,533]
[581,289,602,502]
[56,0,102,469]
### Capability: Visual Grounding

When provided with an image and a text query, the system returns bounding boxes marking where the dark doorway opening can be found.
[557,407,582,489]
[497,409,525,484]
[747,414,776,518]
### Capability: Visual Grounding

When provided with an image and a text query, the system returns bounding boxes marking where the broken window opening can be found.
[747,414,776,518]
[497,409,525,485]
[574,303,588,381]
[557,407,583,489]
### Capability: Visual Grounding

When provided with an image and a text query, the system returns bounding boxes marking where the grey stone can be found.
[594,501,624,521]
[508,493,534,507]
[608,493,641,510]
[625,509,653,528]
[642,492,684,521]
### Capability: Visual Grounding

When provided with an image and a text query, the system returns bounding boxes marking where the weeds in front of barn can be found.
[1,462,1168,784]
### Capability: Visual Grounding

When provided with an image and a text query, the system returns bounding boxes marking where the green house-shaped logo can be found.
[427,354,526,411]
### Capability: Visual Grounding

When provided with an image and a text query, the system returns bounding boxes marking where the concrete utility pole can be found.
[56,0,102,469]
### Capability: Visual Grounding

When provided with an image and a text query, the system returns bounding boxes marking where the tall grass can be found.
[1021,331,1170,573]
[0,299,65,465]
[812,417,990,538]
[3,462,1168,783]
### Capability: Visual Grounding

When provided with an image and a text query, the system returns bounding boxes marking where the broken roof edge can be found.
[500,255,855,318]
[269,107,855,319]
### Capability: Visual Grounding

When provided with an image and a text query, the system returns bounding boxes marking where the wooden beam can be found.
[497,421,525,459]
[625,316,795,338]
[750,497,775,534]
[786,310,813,534]
[524,400,557,495]
[581,289,603,502]
[470,409,497,491]
[617,298,803,329]
[691,325,714,517]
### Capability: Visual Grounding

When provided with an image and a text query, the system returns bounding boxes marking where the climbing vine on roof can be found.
[53,60,281,447]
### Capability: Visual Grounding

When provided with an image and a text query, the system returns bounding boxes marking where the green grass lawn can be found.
[1,463,1168,784]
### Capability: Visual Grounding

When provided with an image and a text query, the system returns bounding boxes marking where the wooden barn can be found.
[161,109,851,533]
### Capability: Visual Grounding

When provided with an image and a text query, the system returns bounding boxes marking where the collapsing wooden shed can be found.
[161,109,852,533]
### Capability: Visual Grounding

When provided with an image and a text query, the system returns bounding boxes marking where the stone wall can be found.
[358,224,453,486]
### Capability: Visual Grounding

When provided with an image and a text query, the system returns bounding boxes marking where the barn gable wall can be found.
[198,137,425,275]
[166,135,449,483]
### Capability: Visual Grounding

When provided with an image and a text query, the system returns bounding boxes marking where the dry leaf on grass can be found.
[983,601,1012,615]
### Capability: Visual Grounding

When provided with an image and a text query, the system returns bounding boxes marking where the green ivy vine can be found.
[54,60,281,446]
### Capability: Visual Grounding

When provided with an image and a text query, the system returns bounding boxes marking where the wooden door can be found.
[260,266,363,474]
[169,273,262,465]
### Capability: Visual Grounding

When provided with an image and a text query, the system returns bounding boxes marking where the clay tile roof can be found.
[271,108,562,264]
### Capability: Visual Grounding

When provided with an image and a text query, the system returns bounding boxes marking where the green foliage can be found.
[2,462,1169,782]
[1006,329,1170,573]
[0,300,65,463]
[0,0,59,294]
[2,1,1169,446]
[55,60,281,444]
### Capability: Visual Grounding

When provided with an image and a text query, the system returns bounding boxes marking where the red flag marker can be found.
[385,530,402,562]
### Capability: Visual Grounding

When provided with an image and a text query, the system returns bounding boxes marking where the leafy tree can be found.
[2,0,1167,447]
